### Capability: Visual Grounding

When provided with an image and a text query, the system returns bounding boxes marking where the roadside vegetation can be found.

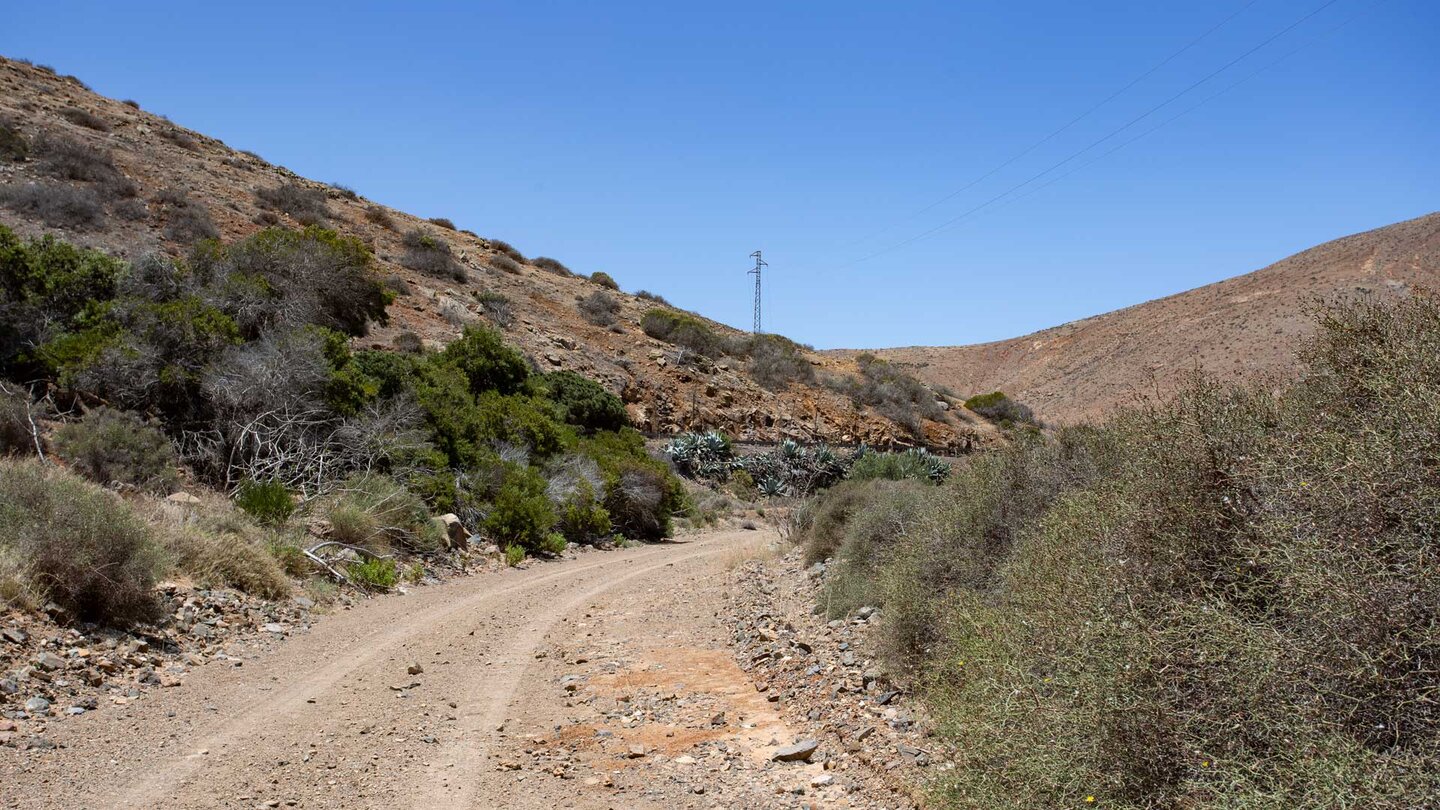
[790,294,1440,808]
[0,224,684,627]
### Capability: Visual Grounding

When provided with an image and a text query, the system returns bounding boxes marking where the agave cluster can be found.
[664,430,735,480]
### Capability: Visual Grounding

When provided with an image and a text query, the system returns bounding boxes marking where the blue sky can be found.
[5,1,1436,348]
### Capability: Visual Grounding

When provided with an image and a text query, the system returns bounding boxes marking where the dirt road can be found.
[0,529,875,809]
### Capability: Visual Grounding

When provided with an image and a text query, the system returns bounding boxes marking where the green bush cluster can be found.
[52,407,178,493]
[964,390,1038,426]
[640,309,732,358]
[235,479,295,525]
[802,295,1440,808]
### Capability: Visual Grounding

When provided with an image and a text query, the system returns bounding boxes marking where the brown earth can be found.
[0,56,994,453]
[840,212,1440,424]
[0,529,916,809]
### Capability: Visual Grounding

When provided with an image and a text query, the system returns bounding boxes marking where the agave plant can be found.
[665,431,735,480]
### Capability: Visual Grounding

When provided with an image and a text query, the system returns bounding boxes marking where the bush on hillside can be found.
[640,309,732,358]
[807,294,1440,808]
[0,458,163,624]
[488,238,525,263]
[541,371,627,433]
[0,183,106,230]
[532,257,571,276]
[590,271,618,290]
[427,217,456,230]
[52,407,178,493]
[964,390,1037,426]
[826,354,942,437]
[191,226,390,338]
[489,254,521,275]
[578,290,620,327]
[474,291,513,328]
[155,187,219,244]
[59,107,109,131]
[0,226,125,374]
[0,121,29,162]
[482,465,556,551]
[401,228,465,282]
[254,181,330,226]
[440,325,531,397]
[33,133,135,196]
[364,205,396,230]
[746,334,815,390]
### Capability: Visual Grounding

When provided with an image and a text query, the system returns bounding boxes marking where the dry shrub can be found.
[154,187,218,244]
[0,458,163,624]
[578,290,620,327]
[533,256,570,276]
[489,254,521,275]
[254,181,330,226]
[488,238,525,263]
[427,216,456,230]
[747,334,815,391]
[401,228,464,282]
[318,473,443,554]
[33,133,136,196]
[364,205,396,230]
[58,106,109,132]
[158,128,200,151]
[52,407,179,493]
[0,182,105,229]
[153,497,292,599]
[829,293,1440,808]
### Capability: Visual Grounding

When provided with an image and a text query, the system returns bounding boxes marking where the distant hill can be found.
[0,56,995,452]
[843,212,1440,423]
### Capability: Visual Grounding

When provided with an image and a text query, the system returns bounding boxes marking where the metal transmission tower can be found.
[748,250,767,334]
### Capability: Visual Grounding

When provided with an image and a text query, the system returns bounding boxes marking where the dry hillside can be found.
[0,56,994,452]
[846,212,1440,423]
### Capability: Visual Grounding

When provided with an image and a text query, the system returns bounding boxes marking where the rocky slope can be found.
[0,56,994,453]
[844,212,1440,423]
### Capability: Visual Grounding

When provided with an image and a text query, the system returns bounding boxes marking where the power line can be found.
[841,0,1262,249]
[835,0,1346,269]
[950,0,1393,235]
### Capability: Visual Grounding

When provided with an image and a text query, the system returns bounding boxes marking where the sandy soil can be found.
[0,529,886,809]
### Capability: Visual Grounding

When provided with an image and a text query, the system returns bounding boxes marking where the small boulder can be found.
[771,739,819,763]
[24,696,50,715]
[165,492,202,505]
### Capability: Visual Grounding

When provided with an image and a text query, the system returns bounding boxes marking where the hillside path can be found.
[0,529,871,809]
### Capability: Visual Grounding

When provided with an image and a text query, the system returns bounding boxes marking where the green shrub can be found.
[52,407,178,493]
[746,334,815,390]
[0,458,163,624]
[191,226,390,338]
[474,291,513,328]
[504,545,526,566]
[590,271,618,290]
[539,531,568,555]
[640,309,732,357]
[440,325,531,397]
[266,538,311,577]
[815,478,933,617]
[554,480,612,545]
[235,479,295,525]
[541,371,627,433]
[483,465,556,551]
[581,428,685,541]
[347,556,398,590]
[964,390,1037,425]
